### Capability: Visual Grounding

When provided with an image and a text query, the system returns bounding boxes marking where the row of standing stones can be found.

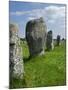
[9,17,61,82]
[26,17,61,56]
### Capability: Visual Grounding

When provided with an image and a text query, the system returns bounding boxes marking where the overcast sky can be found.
[9,1,66,39]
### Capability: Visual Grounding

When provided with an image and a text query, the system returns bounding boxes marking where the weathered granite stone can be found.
[26,17,47,57]
[56,35,61,46]
[9,24,24,79]
[46,30,54,50]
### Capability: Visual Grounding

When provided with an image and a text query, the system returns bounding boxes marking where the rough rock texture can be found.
[26,17,47,57]
[9,24,24,79]
[56,35,61,46]
[46,30,54,50]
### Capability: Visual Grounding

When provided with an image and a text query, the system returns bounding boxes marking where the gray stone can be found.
[9,24,24,79]
[56,35,61,46]
[26,17,47,57]
[46,30,54,50]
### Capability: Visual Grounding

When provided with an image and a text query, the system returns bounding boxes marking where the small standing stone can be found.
[46,30,54,50]
[56,35,61,46]
[26,17,47,57]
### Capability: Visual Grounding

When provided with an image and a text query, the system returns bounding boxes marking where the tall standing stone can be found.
[9,24,24,80]
[56,35,61,46]
[26,17,47,57]
[46,30,54,50]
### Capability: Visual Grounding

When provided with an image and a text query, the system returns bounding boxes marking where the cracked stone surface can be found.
[26,17,47,57]
[9,24,24,79]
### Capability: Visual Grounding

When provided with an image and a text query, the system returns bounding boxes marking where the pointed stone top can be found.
[9,23,18,34]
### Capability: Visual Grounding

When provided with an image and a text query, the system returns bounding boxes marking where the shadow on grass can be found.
[9,76,27,89]
[23,56,31,63]
[23,55,40,63]
[45,48,52,52]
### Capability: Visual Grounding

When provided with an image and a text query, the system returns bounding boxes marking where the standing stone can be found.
[26,17,47,57]
[46,30,54,50]
[56,35,61,46]
[9,24,24,80]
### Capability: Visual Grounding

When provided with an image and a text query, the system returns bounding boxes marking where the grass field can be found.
[10,40,66,88]
[22,40,66,87]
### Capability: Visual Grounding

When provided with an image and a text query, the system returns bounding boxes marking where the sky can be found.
[9,1,66,39]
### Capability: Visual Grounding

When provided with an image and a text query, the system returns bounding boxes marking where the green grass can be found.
[22,41,66,87]
[10,41,66,88]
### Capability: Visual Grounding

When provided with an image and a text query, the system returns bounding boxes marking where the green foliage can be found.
[10,40,66,88]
